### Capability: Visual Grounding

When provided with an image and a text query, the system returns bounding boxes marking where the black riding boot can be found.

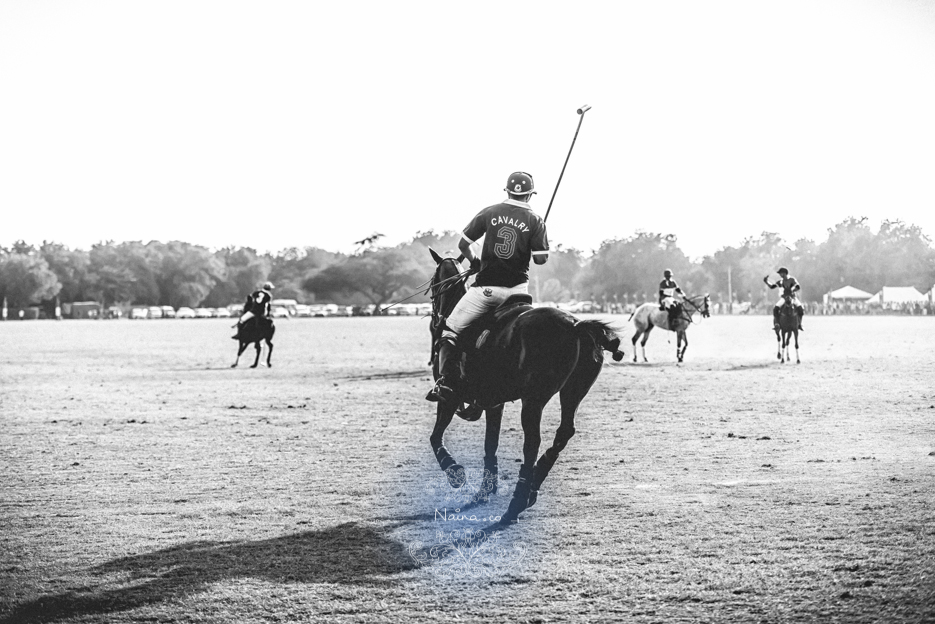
[426,337,462,403]
[772,306,780,330]
[797,309,804,332]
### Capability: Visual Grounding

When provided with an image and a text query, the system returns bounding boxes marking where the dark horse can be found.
[775,294,800,364]
[427,249,624,524]
[231,317,275,368]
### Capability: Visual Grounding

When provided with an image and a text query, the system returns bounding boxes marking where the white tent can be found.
[866,286,927,304]
[827,285,873,301]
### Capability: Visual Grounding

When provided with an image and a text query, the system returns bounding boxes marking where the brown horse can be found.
[775,294,800,364]
[231,317,275,368]
[628,294,710,363]
[427,249,624,524]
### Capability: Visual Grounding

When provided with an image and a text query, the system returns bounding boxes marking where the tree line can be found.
[2,217,934,312]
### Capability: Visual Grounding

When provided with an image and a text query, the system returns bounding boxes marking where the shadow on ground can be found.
[1,522,417,624]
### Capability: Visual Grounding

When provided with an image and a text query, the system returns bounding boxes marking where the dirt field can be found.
[2,315,934,623]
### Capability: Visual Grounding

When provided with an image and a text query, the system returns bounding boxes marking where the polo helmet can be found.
[504,172,536,196]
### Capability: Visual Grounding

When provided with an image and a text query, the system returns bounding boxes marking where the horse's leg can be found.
[775,329,782,361]
[531,357,600,508]
[676,331,684,363]
[631,328,643,363]
[640,326,653,362]
[250,341,262,368]
[793,329,800,364]
[265,338,274,367]
[231,342,248,368]
[481,404,504,498]
[501,398,546,524]
[430,401,466,489]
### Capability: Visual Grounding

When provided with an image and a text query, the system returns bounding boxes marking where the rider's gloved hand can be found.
[469,258,481,275]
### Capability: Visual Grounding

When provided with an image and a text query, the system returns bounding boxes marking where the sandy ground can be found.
[1,315,934,623]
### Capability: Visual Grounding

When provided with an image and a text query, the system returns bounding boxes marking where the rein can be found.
[379,265,471,314]
[678,295,708,324]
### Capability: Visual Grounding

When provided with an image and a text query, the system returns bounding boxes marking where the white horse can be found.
[629,294,710,363]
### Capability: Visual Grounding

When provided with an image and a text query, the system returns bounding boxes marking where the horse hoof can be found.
[230,364,238,368]
[445,464,466,489]
[498,513,518,526]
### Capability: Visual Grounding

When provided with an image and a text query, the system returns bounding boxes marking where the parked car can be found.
[105,306,123,319]
[130,307,148,320]
[294,304,312,317]
[147,306,163,319]
[160,306,176,319]
[271,299,298,316]
[227,304,243,316]
[271,306,290,318]
[215,307,232,318]
[194,307,214,318]
[176,307,196,319]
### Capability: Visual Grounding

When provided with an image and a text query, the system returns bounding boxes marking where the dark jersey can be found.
[659,278,681,302]
[244,290,272,317]
[768,276,800,298]
[462,199,549,288]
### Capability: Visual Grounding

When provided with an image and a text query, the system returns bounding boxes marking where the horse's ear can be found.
[429,247,443,265]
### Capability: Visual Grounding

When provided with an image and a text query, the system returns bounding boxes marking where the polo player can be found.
[426,171,550,404]
[764,268,804,331]
[658,269,684,328]
[232,281,274,338]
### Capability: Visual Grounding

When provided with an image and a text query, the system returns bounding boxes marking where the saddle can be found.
[450,294,534,418]
[462,294,533,354]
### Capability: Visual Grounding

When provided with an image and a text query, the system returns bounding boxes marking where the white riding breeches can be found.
[442,283,529,341]
[239,310,255,323]
[661,296,678,310]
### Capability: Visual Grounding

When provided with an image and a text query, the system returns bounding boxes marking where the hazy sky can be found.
[2,1,935,259]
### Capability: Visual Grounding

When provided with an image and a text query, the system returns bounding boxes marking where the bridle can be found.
[677,294,710,324]
[427,258,470,364]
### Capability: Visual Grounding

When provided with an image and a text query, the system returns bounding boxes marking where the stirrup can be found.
[425,378,455,403]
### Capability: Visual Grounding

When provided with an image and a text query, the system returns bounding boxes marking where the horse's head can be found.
[780,293,796,313]
[683,294,711,320]
[428,247,468,331]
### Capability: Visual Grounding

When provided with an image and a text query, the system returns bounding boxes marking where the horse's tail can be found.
[574,319,625,362]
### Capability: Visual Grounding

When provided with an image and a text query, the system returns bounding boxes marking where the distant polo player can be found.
[658,269,684,328]
[232,281,274,338]
[764,268,804,331]
[425,171,550,405]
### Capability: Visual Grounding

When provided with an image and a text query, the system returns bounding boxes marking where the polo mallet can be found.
[544,104,591,223]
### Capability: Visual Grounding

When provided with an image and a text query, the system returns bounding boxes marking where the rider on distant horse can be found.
[232,281,274,338]
[659,269,684,329]
[425,171,550,403]
[764,268,804,331]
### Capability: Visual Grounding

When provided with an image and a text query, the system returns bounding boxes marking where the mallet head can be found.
[577,104,591,115]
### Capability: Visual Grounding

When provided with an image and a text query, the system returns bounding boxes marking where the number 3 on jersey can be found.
[494,226,516,259]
